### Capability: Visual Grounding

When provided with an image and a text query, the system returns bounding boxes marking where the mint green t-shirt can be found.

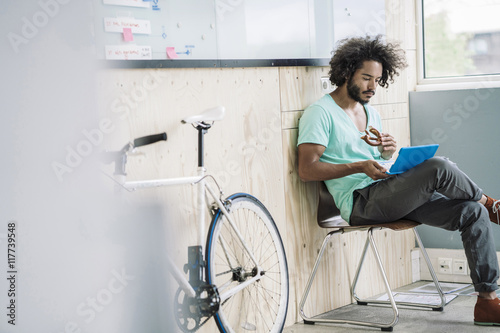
[297,94,384,222]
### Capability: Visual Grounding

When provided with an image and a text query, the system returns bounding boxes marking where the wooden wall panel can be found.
[98,66,283,202]
[377,103,409,120]
[371,79,408,105]
[282,129,322,320]
[382,117,412,149]
[279,67,330,112]
[97,67,288,331]
[281,110,303,130]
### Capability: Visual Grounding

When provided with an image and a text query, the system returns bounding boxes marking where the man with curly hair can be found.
[297,35,500,325]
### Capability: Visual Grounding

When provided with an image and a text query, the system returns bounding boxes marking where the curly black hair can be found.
[328,35,407,88]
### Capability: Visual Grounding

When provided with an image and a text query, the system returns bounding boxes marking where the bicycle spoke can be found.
[206,194,288,333]
[248,284,273,331]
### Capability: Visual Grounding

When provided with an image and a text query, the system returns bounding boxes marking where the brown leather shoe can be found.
[484,195,500,225]
[474,296,500,326]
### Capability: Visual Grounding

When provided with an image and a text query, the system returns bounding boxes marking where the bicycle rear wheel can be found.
[206,193,288,333]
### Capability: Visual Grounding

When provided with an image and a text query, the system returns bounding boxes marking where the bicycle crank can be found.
[173,284,220,333]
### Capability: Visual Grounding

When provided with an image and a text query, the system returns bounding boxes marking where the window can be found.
[421,0,500,80]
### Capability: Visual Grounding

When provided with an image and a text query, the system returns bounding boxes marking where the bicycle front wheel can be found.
[206,193,289,333]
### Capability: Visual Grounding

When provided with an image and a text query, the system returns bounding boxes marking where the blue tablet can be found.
[378,144,439,175]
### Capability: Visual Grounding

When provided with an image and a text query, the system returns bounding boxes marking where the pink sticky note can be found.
[123,28,133,42]
[166,47,178,59]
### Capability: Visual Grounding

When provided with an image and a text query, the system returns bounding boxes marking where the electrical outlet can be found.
[320,76,334,94]
[438,257,452,274]
[453,259,468,275]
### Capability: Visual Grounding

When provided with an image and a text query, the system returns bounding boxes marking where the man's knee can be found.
[421,156,464,183]
[425,156,455,172]
[460,201,489,232]
[400,156,454,182]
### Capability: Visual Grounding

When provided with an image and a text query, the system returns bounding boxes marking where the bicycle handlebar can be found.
[133,132,167,148]
[101,132,167,176]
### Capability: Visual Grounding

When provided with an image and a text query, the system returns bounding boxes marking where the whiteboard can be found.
[92,0,385,66]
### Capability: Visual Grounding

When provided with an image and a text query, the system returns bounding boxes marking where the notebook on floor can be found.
[378,144,439,175]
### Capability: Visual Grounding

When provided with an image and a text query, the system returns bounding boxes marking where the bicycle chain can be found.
[174,285,220,333]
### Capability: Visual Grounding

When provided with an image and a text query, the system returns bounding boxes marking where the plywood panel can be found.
[405,0,418,51]
[282,111,303,130]
[382,116,412,149]
[98,66,283,198]
[369,0,410,105]
[385,0,407,45]
[282,129,322,319]
[406,50,418,91]
[371,76,408,105]
[377,103,409,120]
[279,67,329,112]
[97,67,288,332]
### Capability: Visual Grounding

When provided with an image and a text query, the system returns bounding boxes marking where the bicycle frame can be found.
[115,165,264,302]
[103,112,288,333]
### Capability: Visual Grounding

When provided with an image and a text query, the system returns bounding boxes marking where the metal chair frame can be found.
[299,182,446,331]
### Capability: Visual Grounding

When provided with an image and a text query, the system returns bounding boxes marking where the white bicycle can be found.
[103,106,289,333]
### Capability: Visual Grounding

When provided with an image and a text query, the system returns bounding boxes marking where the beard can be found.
[347,78,374,105]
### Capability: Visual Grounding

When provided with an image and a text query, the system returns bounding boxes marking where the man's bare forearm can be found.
[298,160,365,182]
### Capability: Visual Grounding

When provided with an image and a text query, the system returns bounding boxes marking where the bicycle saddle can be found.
[181,106,225,124]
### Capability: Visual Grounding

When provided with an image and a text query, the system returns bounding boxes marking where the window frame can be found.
[416,0,500,91]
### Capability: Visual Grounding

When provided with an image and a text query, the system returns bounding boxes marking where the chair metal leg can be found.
[352,228,446,311]
[299,230,339,322]
[352,228,399,328]
[299,226,448,331]
[351,229,372,303]
[414,228,446,310]
[300,227,399,331]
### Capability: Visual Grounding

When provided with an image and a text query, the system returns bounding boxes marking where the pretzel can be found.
[361,126,382,146]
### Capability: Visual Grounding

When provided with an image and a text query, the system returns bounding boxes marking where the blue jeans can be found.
[350,156,499,292]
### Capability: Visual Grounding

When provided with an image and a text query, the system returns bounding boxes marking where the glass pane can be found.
[423,0,500,78]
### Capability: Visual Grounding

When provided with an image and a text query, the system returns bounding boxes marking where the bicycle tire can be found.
[206,193,289,333]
